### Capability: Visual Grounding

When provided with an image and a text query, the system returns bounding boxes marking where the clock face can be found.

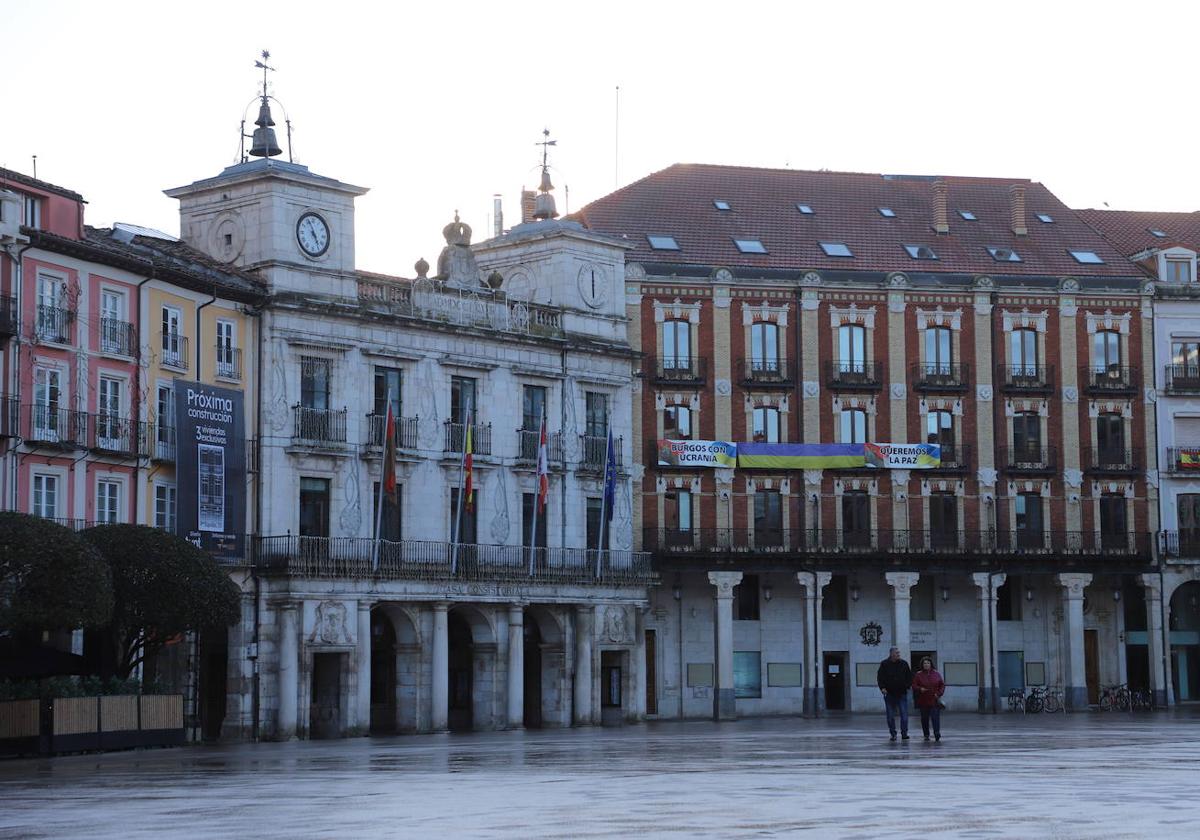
[577,263,609,309]
[296,212,330,257]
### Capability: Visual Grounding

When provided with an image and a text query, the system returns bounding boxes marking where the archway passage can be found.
[448,612,474,732]
[1170,581,1200,701]
[199,626,228,742]
[523,614,543,729]
[370,611,396,734]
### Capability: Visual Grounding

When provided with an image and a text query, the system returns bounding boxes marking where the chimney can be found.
[932,180,949,234]
[520,189,536,224]
[493,194,503,237]
[1009,184,1028,236]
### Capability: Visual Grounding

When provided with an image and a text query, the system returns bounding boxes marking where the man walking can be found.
[877,646,912,741]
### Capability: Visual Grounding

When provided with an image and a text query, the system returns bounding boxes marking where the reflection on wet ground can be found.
[3,712,1200,838]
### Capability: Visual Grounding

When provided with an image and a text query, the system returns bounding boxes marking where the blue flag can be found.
[603,426,616,522]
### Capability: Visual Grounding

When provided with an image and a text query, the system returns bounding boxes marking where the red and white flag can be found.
[536,415,549,512]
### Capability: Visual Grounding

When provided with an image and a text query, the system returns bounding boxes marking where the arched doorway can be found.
[1170,581,1200,701]
[523,615,543,728]
[370,611,396,733]
[448,612,474,731]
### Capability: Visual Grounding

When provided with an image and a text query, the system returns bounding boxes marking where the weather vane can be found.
[254,49,275,98]
[536,128,556,170]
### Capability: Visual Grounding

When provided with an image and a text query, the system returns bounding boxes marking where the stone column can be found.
[573,605,594,725]
[430,602,450,732]
[507,605,525,729]
[633,605,648,721]
[796,571,831,716]
[356,601,373,735]
[708,571,743,721]
[1141,574,1168,708]
[277,602,299,740]
[971,572,1004,713]
[885,572,920,661]
[1058,573,1093,710]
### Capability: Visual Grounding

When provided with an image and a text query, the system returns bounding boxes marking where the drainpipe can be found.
[133,267,156,527]
[196,287,217,376]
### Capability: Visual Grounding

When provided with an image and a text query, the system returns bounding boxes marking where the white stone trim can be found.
[915,306,963,331]
[742,300,789,327]
[1085,309,1132,336]
[653,298,701,324]
[1001,308,1048,333]
[829,303,876,329]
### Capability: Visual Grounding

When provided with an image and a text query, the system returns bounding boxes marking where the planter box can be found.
[0,700,41,756]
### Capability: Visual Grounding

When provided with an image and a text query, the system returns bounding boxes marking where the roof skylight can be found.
[1069,249,1105,264]
[958,210,978,221]
[904,244,938,260]
[1036,213,1054,223]
[734,238,767,254]
[878,207,896,218]
[819,241,853,258]
[987,246,1022,263]
[796,203,814,215]
[713,199,732,211]
[647,234,680,251]
[1149,229,1167,238]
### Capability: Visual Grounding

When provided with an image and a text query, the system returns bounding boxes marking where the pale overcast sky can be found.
[3,0,1196,274]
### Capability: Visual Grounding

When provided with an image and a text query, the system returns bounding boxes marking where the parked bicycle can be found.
[1024,686,1046,713]
[1007,687,1026,713]
[1040,686,1065,713]
[1130,687,1155,711]
[1099,683,1131,712]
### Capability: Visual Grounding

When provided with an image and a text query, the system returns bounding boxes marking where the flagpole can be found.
[595,409,612,578]
[371,388,391,572]
[451,402,470,575]
[528,408,545,577]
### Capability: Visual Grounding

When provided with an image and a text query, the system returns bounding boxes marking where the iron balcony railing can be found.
[912,362,970,391]
[580,434,624,472]
[0,295,18,337]
[365,413,420,451]
[516,428,564,464]
[1165,447,1200,474]
[99,318,136,357]
[997,364,1054,392]
[292,405,348,446]
[741,357,794,387]
[826,359,883,389]
[1165,365,1200,394]
[22,403,86,448]
[215,345,242,380]
[933,443,971,470]
[248,535,656,586]
[443,420,492,456]
[160,332,188,371]
[35,305,74,345]
[1081,365,1139,394]
[999,444,1058,472]
[1082,447,1142,473]
[0,395,17,438]
[89,413,137,457]
[139,421,176,461]
[356,276,564,337]
[1161,531,1200,559]
[651,355,707,386]
[643,527,1151,559]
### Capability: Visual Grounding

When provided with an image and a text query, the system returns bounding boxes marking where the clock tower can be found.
[165,55,368,297]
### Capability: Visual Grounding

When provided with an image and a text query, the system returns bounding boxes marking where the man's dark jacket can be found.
[877,657,913,696]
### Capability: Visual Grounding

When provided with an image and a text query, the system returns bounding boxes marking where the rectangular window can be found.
[996,575,1022,622]
[521,492,548,548]
[910,577,936,621]
[97,376,124,445]
[665,490,692,536]
[750,322,779,372]
[663,405,691,439]
[662,320,691,369]
[96,479,121,524]
[1012,412,1041,457]
[823,575,849,620]
[753,406,780,443]
[32,474,58,519]
[586,497,610,551]
[585,392,608,437]
[929,494,957,544]
[1015,494,1044,549]
[301,357,332,410]
[838,324,867,370]
[754,491,782,546]
[36,275,66,342]
[522,384,546,431]
[733,652,762,699]
[299,477,331,538]
[1180,494,1200,551]
[1100,495,1127,547]
[926,410,954,447]
[23,195,41,229]
[100,290,125,354]
[156,383,174,451]
[1010,328,1038,373]
[449,487,477,543]
[734,239,767,254]
[1169,260,1192,283]
[1093,330,1121,371]
[734,574,760,621]
[842,491,870,545]
[840,408,866,444]
[216,320,237,377]
[925,327,952,373]
[372,482,402,542]
[1096,414,1125,458]
[373,367,402,417]
[161,306,183,367]
[154,483,178,532]
[33,366,62,440]
[1172,341,1200,369]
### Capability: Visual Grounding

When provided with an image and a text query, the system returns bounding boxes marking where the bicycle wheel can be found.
[1117,691,1131,712]
[1044,693,1061,714]
[1100,693,1114,712]
[1026,696,1043,714]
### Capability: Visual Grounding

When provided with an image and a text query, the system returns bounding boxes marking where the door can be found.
[216,321,236,377]
[370,612,397,734]
[100,290,123,353]
[310,653,342,739]
[33,367,62,441]
[299,478,331,563]
[1084,629,1100,706]
[998,650,1025,695]
[161,306,182,367]
[911,650,937,673]
[97,376,123,449]
[645,629,658,716]
[601,650,624,725]
[523,617,543,729]
[823,652,846,711]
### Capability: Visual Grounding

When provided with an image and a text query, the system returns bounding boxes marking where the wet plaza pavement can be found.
[3,712,1199,839]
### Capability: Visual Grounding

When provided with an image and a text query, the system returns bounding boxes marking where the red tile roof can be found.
[1076,208,1200,257]
[573,164,1138,278]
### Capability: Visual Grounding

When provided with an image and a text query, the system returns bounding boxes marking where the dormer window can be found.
[647,234,680,251]
[878,207,896,218]
[1167,259,1192,283]
[1036,213,1054,224]
[734,238,767,254]
[958,210,977,221]
[987,246,1022,263]
[904,244,938,260]
[713,200,732,211]
[1150,229,1167,238]
[796,203,814,215]
[1069,249,1104,265]
[820,241,853,258]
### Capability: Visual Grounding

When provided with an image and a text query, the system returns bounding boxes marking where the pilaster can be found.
[708,571,743,721]
[884,572,920,660]
[1057,573,1093,710]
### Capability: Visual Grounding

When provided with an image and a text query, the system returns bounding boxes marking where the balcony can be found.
[22,404,86,449]
[1081,365,1139,395]
[364,413,420,452]
[0,395,17,437]
[215,346,242,380]
[249,535,655,586]
[1166,447,1200,474]
[825,360,883,390]
[997,364,1054,393]
[933,443,972,471]
[741,357,794,388]
[911,362,970,392]
[292,405,348,447]
[443,420,492,456]
[651,356,707,387]
[99,318,136,357]
[1161,531,1200,559]
[0,295,17,337]
[89,414,137,457]
[999,445,1057,473]
[1082,447,1141,474]
[356,276,564,337]
[580,434,624,472]
[159,333,188,371]
[1165,365,1200,395]
[35,305,74,345]
[140,421,176,462]
[516,428,564,465]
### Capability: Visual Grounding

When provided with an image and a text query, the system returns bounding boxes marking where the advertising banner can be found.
[864,442,940,469]
[175,381,246,562]
[656,439,737,468]
[737,442,941,469]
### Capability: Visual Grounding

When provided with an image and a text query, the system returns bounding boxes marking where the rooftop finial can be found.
[533,128,558,220]
[248,50,283,159]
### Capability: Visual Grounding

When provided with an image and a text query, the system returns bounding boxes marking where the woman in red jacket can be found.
[912,657,946,741]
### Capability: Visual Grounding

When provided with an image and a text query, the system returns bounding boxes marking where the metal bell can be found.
[249,98,282,158]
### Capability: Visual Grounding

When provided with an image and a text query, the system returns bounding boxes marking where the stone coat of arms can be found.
[859,621,884,647]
